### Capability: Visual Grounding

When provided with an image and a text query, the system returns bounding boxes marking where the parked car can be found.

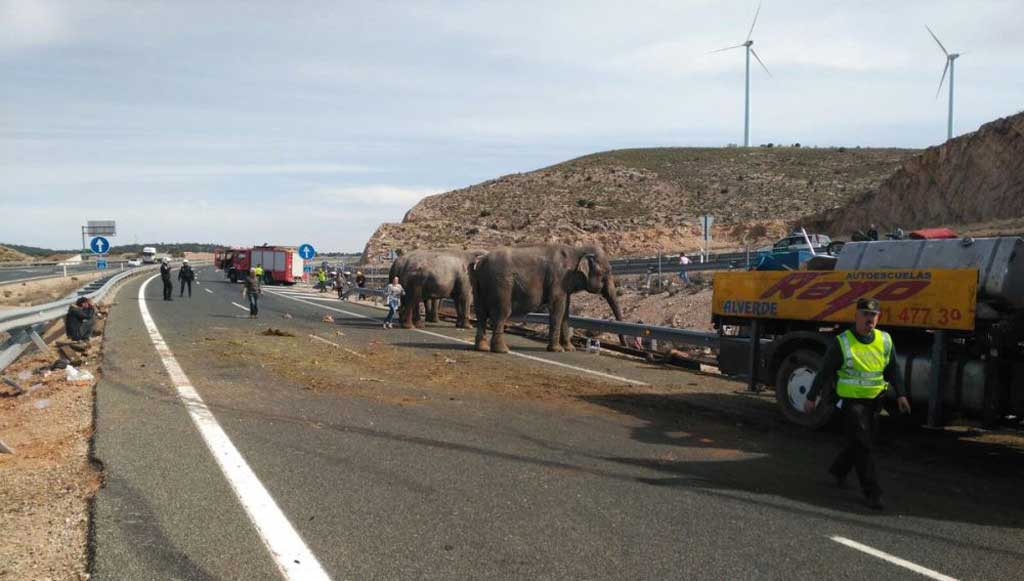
[127,259,142,267]
[758,232,832,253]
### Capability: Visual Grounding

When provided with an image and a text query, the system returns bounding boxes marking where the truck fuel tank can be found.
[837,237,1024,310]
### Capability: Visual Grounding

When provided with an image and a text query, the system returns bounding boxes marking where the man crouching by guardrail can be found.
[66,297,97,342]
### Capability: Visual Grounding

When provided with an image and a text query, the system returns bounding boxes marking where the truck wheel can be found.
[775,349,834,429]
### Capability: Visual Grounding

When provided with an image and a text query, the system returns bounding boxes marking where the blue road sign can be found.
[96,259,108,270]
[90,236,110,255]
[298,243,316,260]
[303,264,313,273]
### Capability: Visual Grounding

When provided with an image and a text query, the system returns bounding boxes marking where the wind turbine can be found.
[926,25,962,141]
[711,1,772,147]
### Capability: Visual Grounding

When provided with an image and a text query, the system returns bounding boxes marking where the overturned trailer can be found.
[713,236,1024,428]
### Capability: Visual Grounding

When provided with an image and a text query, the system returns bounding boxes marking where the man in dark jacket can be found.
[805,298,911,510]
[160,258,173,301]
[66,297,96,341]
[178,259,196,297]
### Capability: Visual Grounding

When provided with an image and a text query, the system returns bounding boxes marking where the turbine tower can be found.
[927,25,962,141]
[711,2,771,147]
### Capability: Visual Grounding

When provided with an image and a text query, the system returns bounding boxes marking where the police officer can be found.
[804,298,911,510]
[160,258,173,301]
[178,259,195,298]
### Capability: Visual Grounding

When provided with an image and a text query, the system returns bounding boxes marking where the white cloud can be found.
[0,163,376,187]
[0,0,68,50]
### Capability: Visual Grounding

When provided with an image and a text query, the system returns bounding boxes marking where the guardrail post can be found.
[927,331,947,427]
[29,327,49,352]
[747,319,762,391]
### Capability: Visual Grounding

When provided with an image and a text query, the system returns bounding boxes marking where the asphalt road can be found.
[90,269,1024,580]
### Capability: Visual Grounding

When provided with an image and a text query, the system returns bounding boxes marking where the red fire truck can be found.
[222,245,304,285]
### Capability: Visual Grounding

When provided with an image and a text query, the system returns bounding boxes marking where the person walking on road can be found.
[383,276,404,328]
[242,267,262,319]
[804,298,911,510]
[316,267,328,293]
[160,258,173,301]
[178,259,195,298]
[678,253,692,284]
[356,271,367,300]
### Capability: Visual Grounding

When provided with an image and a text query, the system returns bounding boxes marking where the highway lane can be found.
[90,270,1024,579]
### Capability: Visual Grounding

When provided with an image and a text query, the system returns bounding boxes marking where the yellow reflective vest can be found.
[836,329,893,399]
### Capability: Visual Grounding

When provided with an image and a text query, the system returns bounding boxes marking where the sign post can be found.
[699,215,714,263]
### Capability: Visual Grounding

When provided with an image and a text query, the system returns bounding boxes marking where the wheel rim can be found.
[786,366,816,412]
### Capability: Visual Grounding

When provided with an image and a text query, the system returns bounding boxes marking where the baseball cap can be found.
[856,298,880,313]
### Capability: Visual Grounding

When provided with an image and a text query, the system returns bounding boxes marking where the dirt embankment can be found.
[362,147,917,263]
[0,272,108,308]
[805,111,1024,236]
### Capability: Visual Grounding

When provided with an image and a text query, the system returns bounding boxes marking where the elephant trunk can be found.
[602,277,627,345]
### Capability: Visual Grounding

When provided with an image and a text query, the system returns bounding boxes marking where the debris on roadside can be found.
[282,313,293,319]
[65,365,95,383]
[262,328,296,337]
[359,377,384,383]
[1,376,24,397]
[321,314,335,323]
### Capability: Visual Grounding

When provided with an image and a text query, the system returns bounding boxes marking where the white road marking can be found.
[205,288,214,294]
[231,302,250,312]
[265,290,647,386]
[308,334,366,358]
[137,275,332,581]
[830,536,957,581]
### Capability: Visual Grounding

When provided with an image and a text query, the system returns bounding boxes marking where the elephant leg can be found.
[402,285,420,329]
[547,294,566,352]
[426,298,440,323]
[490,284,512,354]
[560,295,575,352]
[474,303,490,351]
[456,291,472,329]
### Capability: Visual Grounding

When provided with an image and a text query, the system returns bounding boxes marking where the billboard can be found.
[86,220,116,236]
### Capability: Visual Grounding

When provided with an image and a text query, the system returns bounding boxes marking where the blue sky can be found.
[2,0,1021,252]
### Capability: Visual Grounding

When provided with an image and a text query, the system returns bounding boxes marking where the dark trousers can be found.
[69,319,95,342]
[162,279,173,300]
[830,397,882,497]
[247,293,259,316]
[180,280,192,297]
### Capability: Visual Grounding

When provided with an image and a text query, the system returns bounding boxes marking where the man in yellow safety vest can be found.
[805,298,911,510]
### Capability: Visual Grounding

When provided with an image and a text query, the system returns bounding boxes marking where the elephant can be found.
[470,244,623,353]
[388,249,486,329]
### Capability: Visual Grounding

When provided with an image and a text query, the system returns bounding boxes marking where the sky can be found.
[2,0,1022,252]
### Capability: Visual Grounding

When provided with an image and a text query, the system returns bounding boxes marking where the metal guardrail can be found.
[349,285,721,351]
[0,264,164,372]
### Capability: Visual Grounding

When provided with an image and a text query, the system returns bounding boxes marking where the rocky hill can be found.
[0,245,32,262]
[361,146,917,263]
[806,111,1024,236]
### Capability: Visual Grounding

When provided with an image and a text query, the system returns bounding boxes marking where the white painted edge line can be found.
[204,288,214,294]
[267,290,647,387]
[138,275,332,581]
[231,301,250,312]
[830,536,957,581]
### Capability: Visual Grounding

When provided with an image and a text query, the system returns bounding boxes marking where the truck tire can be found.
[775,348,835,429]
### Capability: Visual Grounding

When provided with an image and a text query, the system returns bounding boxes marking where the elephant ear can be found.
[576,254,596,277]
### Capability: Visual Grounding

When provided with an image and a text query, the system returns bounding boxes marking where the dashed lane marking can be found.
[830,536,957,581]
[204,288,214,294]
[231,302,250,312]
[264,290,648,387]
[138,274,332,581]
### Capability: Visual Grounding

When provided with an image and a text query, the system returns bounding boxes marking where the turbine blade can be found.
[935,59,949,99]
[926,25,949,56]
[751,48,772,77]
[746,1,762,42]
[708,43,746,54]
